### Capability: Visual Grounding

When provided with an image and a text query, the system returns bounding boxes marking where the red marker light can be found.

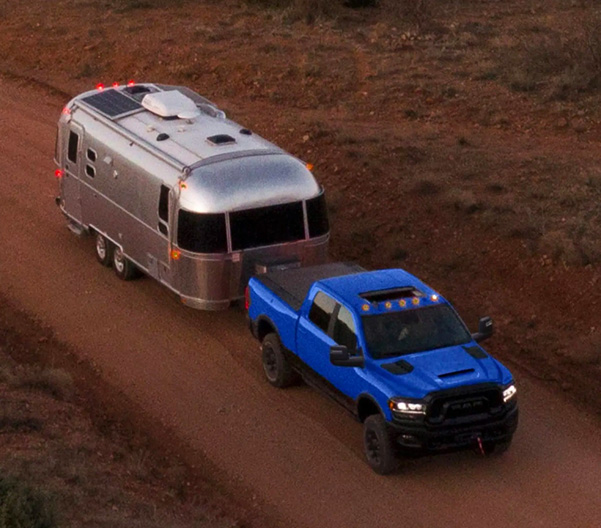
[96,83,105,91]
[112,82,119,88]
[127,80,135,87]
[244,285,251,311]
[54,169,63,179]
[62,106,71,115]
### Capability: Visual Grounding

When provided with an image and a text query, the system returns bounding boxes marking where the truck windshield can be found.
[361,305,471,359]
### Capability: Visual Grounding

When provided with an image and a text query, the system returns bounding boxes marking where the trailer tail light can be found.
[54,169,63,179]
[244,286,251,311]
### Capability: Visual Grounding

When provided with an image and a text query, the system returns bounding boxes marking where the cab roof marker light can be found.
[412,297,420,305]
[399,299,407,308]
[361,304,370,312]
[384,301,392,310]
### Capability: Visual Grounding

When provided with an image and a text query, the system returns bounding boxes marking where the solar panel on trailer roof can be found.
[81,89,142,118]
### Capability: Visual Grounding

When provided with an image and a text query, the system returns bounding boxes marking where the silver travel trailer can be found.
[54,83,329,309]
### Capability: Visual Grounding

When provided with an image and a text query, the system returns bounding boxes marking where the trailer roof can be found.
[73,83,295,169]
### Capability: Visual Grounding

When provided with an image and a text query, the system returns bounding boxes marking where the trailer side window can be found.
[308,291,337,334]
[85,165,95,178]
[306,191,329,238]
[67,131,79,163]
[86,148,97,162]
[230,201,304,251]
[178,210,227,253]
[158,185,170,237]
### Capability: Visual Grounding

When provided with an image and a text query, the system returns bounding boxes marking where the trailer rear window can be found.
[177,210,227,253]
[306,192,329,238]
[230,201,305,251]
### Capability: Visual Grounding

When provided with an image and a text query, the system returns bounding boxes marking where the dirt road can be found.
[1,77,600,528]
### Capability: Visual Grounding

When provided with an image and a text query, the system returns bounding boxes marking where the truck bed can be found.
[255,262,365,312]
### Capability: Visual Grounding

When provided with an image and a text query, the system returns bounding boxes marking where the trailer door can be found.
[62,123,84,222]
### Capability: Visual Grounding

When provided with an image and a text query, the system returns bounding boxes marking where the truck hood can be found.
[372,344,508,398]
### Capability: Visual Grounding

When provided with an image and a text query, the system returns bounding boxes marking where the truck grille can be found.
[427,386,503,423]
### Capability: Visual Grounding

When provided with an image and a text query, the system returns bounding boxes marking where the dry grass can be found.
[0,475,56,528]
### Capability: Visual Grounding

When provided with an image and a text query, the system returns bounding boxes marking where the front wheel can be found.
[261,333,297,388]
[363,415,398,475]
[94,232,114,267]
[113,246,140,281]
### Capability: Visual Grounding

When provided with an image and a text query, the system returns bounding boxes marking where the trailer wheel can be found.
[363,415,398,475]
[94,233,114,267]
[261,333,297,388]
[112,247,140,281]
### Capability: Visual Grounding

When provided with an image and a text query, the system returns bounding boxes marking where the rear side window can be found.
[230,201,304,251]
[308,292,337,334]
[177,209,227,253]
[333,305,358,350]
[306,192,329,238]
[67,131,79,163]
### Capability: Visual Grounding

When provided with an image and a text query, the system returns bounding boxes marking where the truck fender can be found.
[254,315,279,343]
[356,393,385,423]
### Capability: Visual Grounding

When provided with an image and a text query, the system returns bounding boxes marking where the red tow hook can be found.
[477,436,485,455]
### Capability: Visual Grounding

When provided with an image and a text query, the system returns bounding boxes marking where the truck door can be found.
[62,124,84,222]
[297,292,362,398]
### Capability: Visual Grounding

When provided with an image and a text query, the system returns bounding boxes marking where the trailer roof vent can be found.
[360,287,423,303]
[142,90,201,120]
[207,134,236,146]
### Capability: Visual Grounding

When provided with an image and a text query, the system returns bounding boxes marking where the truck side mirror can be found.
[330,345,364,368]
[472,316,493,343]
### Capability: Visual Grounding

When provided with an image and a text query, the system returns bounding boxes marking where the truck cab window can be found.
[67,131,79,163]
[308,291,337,334]
[333,305,358,351]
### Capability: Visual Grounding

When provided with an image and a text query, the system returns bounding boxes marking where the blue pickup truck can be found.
[246,263,518,474]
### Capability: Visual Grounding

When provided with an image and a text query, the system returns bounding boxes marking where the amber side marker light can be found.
[306,163,314,171]
[170,249,181,260]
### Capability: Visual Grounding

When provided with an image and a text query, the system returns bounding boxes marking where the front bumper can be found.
[388,403,519,453]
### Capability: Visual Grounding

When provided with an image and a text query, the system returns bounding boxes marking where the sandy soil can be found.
[1,0,601,525]
[1,76,601,527]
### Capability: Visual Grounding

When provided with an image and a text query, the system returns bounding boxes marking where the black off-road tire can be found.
[112,246,140,281]
[94,232,114,267]
[261,333,297,388]
[363,414,398,475]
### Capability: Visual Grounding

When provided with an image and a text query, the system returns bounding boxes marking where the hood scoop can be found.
[438,368,475,379]
[382,359,414,375]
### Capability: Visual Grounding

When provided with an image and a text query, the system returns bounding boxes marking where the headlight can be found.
[502,384,517,403]
[388,397,427,415]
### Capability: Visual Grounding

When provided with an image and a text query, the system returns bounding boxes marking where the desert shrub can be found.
[0,476,56,528]
[500,13,601,98]
[538,230,581,265]
[9,367,74,400]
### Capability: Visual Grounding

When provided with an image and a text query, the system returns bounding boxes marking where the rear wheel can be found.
[113,246,140,281]
[363,414,398,475]
[94,233,113,267]
[261,333,297,388]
